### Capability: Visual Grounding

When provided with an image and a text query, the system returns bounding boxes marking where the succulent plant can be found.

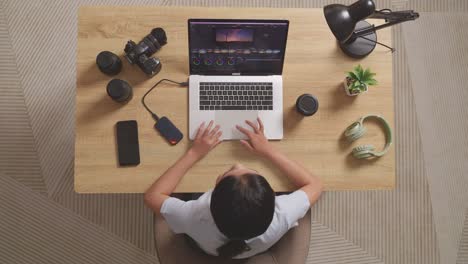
[346,65,378,94]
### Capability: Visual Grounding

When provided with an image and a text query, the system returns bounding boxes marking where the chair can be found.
[154,210,311,264]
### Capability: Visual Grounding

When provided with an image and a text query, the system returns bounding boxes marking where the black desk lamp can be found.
[324,0,419,58]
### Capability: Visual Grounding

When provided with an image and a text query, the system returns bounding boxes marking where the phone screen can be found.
[116,120,140,166]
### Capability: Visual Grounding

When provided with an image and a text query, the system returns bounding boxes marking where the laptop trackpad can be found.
[215,111,258,140]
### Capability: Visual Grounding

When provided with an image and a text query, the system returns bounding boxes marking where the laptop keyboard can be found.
[199,82,273,111]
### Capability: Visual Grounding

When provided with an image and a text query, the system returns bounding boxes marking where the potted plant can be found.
[344,65,378,96]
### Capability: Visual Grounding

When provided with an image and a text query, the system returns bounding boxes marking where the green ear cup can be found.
[352,144,376,159]
[344,115,393,159]
[344,122,366,142]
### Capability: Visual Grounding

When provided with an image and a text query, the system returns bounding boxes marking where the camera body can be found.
[124,28,167,76]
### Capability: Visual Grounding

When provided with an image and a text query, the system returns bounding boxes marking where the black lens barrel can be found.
[151,28,167,46]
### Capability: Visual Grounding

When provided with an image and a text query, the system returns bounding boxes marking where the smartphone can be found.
[116,120,140,166]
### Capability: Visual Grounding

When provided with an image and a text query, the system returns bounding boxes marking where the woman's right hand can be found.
[236,118,276,157]
[189,120,222,161]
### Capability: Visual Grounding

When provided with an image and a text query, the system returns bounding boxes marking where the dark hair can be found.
[210,173,275,258]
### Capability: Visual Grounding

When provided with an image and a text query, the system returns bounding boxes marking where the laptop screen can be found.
[188,19,289,75]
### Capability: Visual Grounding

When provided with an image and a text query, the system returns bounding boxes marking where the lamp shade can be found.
[324,0,376,42]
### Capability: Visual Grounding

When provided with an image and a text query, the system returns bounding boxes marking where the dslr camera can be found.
[124,28,167,76]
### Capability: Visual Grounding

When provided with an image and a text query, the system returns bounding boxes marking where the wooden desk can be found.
[76,6,394,193]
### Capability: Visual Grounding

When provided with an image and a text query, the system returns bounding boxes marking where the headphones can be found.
[344,115,393,159]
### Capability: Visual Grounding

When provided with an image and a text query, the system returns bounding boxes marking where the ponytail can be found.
[217,239,250,258]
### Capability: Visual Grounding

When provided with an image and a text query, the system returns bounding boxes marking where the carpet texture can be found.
[403,13,468,264]
[307,221,384,264]
[0,4,46,195]
[0,172,159,264]
[1,0,468,263]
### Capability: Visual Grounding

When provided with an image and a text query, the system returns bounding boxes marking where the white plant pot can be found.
[343,77,368,96]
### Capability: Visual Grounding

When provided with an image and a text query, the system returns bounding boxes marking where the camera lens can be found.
[151,28,167,46]
[107,79,133,103]
[141,28,166,55]
[96,51,122,76]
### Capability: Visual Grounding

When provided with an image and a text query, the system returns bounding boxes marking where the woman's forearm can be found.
[265,149,323,205]
[144,121,222,213]
[264,149,321,188]
[145,150,200,197]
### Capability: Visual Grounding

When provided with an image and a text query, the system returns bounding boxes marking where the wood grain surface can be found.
[76,6,394,193]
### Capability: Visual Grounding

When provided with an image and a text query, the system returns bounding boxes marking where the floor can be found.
[1,1,468,263]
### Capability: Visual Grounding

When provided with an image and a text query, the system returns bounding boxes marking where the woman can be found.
[144,118,323,259]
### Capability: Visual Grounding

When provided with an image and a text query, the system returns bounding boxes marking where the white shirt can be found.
[160,189,310,259]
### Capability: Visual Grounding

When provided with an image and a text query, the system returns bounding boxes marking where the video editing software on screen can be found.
[189,20,289,75]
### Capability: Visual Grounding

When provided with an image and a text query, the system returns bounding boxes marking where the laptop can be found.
[188,19,289,140]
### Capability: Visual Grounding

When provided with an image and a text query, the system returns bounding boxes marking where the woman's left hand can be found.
[188,120,223,160]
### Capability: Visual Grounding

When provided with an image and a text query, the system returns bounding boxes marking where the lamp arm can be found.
[352,10,419,38]
[369,9,419,21]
